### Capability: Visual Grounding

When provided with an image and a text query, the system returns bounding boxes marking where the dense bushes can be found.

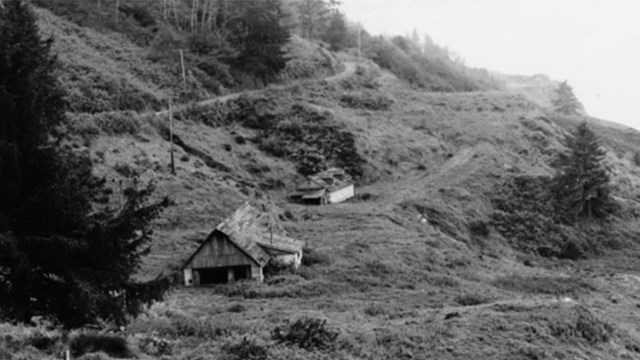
[490,175,576,255]
[272,317,340,351]
[69,332,133,359]
[228,96,365,177]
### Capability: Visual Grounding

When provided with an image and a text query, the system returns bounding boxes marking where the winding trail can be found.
[154,62,357,117]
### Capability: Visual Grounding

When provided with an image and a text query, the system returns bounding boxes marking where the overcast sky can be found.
[341,0,640,130]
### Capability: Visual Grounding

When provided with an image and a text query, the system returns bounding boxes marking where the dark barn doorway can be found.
[195,265,252,285]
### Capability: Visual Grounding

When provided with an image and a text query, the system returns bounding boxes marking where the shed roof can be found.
[185,203,304,269]
[257,233,305,254]
[296,168,354,193]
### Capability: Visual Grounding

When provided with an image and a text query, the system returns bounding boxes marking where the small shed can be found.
[183,203,304,286]
[290,168,355,205]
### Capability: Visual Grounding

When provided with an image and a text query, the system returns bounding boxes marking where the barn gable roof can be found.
[215,203,271,266]
[184,203,304,269]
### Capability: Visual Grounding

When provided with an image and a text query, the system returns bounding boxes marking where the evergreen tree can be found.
[551,122,615,224]
[228,0,290,83]
[321,11,348,51]
[297,0,329,40]
[0,0,169,328]
[552,80,582,115]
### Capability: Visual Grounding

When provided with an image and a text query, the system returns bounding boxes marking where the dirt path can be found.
[358,145,481,207]
[154,62,357,117]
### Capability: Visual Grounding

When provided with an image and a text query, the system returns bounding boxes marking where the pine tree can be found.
[297,0,329,40]
[551,122,615,224]
[0,0,170,328]
[552,80,582,115]
[228,0,290,83]
[321,11,348,51]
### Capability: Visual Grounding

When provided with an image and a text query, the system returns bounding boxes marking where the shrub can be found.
[550,306,613,345]
[272,317,339,351]
[69,332,133,359]
[137,335,172,357]
[227,97,365,177]
[227,303,247,313]
[339,92,393,110]
[469,220,490,237]
[263,259,296,279]
[456,294,490,306]
[234,135,247,145]
[224,337,269,360]
[301,247,331,267]
[633,152,640,167]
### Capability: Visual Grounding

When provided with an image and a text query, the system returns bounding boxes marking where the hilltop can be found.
[4,2,640,360]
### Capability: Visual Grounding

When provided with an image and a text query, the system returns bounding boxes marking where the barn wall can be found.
[251,265,263,282]
[273,251,302,268]
[328,185,355,204]
[187,232,256,269]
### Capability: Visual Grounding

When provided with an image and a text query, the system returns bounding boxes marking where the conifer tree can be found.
[551,122,615,224]
[321,11,349,51]
[0,0,170,328]
[297,0,329,40]
[552,80,582,115]
[228,0,290,83]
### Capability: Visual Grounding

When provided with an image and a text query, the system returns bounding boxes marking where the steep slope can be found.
[6,7,640,360]
[72,56,640,359]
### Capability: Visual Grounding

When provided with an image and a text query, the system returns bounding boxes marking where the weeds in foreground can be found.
[69,332,132,359]
[272,317,339,351]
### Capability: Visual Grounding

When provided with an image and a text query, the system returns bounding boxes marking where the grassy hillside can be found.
[5,3,640,360]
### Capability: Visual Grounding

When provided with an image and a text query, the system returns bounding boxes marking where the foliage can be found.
[633,151,640,167]
[301,247,331,267]
[551,122,616,223]
[0,0,170,328]
[490,175,572,254]
[272,317,339,351]
[468,220,490,237]
[227,0,290,84]
[224,337,270,360]
[228,96,365,177]
[69,332,133,359]
[552,80,582,115]
[339,91,393,110]
[456,294,490,306]
[263,259,297,279]
[321,11,350,51]
[297,0,332,40]
[549,306,613,345]
[281,35,336,81]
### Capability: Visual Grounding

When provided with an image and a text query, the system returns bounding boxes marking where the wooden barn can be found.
[290,168,355,205]
[183,203,304,286]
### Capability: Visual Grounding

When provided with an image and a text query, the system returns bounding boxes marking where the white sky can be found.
[341,0,640,130]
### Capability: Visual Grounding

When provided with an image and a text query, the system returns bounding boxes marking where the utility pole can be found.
[169,100,176,175]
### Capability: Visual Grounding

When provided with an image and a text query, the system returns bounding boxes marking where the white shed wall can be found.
[328,185,355,204]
